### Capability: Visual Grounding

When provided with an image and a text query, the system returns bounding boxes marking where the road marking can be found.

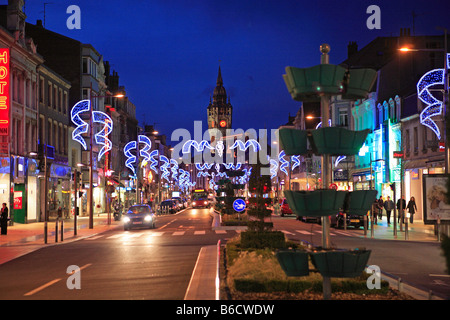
[150,232,164,236]
[429,274,450,278]
[84,235,104,240]
[160,219,177,229]
[173,231,185,236]
[24,278,62,296]
[215,230,227,234]
[296,230,313,235]
[281,230,295,235]
[194,231,206,235]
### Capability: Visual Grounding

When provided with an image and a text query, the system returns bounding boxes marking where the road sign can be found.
[233,198,246,212]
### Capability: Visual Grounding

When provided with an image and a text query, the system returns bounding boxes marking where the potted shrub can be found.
[276,249,310,277]
[310,249,371,278]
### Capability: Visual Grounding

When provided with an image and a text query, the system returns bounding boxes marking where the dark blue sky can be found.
[19,0,450,143]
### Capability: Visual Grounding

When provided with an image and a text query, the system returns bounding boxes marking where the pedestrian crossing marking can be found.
[172,231,185,236]
[194,230,206,235]
[214,230,227,234]
[296,230,313,235]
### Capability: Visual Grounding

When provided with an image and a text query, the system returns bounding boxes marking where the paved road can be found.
[0,208,236,300]
[273,216,450,299]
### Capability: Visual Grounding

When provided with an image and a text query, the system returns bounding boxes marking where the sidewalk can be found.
[0,213,121,264]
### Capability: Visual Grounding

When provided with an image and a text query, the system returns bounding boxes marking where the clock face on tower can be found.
[219,120,227,127]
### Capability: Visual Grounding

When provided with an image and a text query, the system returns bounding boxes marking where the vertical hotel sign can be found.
[0,48,9,138]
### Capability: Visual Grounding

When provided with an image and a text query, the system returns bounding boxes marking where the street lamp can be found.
[398,28,448,173]
[87,92,124,229]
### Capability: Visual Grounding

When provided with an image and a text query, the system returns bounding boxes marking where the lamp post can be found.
[399,28,448,173]
[87,92,124,229]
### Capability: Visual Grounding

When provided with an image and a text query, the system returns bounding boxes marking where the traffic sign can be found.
[233,199,246,212]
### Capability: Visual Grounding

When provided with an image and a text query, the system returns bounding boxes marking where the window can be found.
[339,109,348,126]
[413,127,418,154]
[405,129,410,155]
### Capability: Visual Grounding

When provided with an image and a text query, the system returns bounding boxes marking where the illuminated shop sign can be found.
[0,48,10,136]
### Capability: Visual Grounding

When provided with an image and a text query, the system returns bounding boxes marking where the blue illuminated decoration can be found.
[124,141,137,175]
[170,159,179,181]
[92,111,113,161]
[149,150,159,173]
[223,163,242,170]
[229,139,261,152]
[71,100,90,150]
[195,163,213,171]
[159,155,170,182]
[278,150,289,175]
[182,140,214,153]
[334,155,346,167]
[291,155,300,171]
[197,171,210,178]
[138,135,152,161]
[417,68,445,140]
[216,141,224,157]
[269,157,278,179]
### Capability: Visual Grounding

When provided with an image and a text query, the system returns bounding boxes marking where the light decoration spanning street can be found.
[71,99,113,161]
[417,67,445,140]
[170,159,179,181]
[138,135,152,161]
[93,111,113,161]
[159,155,170,182]
[71,100,90,150]
[149,150,159,173]
[229,139,261,152]
[278,150,289,175]
[291,155,300,171]
[124,141,137,175]
[182,140,214,153]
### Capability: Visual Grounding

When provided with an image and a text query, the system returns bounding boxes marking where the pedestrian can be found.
[1,203,8,235]
[397,195,406,224]
[383,196,394,225]
[377,196,384,220]
[407,196,418,224]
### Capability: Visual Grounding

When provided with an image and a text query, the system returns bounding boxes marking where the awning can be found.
[108,177,125,187]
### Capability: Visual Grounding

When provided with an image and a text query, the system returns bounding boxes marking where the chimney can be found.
[36,19,43,27]
[347,41,358,58]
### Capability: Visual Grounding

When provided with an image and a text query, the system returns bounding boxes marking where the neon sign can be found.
[0,48,10,136]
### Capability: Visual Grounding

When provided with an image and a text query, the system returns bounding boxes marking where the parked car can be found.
[172,197,185,209]
[123,204,156,230]
[160,200,177,214]
[280,198,294,217]
[330,212,365,229]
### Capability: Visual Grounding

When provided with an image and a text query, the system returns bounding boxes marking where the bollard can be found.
[44,221,48,244]
[55,218,58,243]
[61,219,64,242]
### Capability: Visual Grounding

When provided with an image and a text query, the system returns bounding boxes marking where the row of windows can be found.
[39,77,69,115]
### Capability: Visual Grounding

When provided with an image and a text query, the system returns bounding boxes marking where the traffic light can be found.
[390,183,395,191]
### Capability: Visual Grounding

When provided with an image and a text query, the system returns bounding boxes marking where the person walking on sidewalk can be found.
[407,196,418,224]
[397,196,406,224]
[377,196,384,221]
[1,203,8,235]
[383,196,394,225]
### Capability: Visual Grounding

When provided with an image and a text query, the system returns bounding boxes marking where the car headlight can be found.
[123,216,131,223]
[144,215,152,222]
[192,202,196,206]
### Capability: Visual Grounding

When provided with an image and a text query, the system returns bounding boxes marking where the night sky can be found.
[18,0,450,144]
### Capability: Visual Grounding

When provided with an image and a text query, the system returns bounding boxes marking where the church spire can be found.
[216,66,223,86]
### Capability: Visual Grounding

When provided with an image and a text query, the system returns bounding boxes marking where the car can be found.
[330,212,365,229]
[172,197,184,210]
[192,198,209,208]
[160,200,177,214]
[280,198,293,217]
[123,204,156,230]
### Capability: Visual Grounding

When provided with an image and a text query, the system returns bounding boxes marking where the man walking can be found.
[383,196,394,226]
[397,195,406,224]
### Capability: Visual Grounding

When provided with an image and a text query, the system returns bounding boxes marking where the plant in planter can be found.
[240,161,286,249]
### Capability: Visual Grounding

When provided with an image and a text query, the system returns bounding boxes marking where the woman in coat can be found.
[1,203,8,235]
[407,196,418,224]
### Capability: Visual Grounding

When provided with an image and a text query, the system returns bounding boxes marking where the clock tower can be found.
[207,66,232,139]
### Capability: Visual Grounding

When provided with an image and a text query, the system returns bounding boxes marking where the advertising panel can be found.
[0,48,9,137]
[423,174,450,224]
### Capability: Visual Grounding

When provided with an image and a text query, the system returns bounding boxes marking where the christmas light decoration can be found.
[92,111,113,161]
[71,100,90,150]
[124,141,137,175]
[229,139,261,152]
[159,155,170,182]
[182,140,214,153]
[138,135,152,161]
[278,150,289,175]
[291,155,300,171]
[417,68,445,140]
[149,150,159,173]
